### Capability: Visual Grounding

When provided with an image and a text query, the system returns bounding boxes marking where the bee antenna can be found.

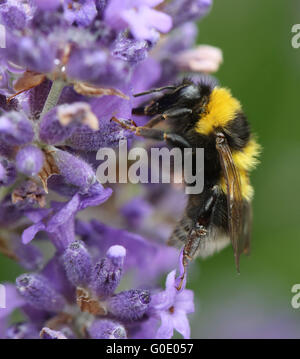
[133,86,177,97]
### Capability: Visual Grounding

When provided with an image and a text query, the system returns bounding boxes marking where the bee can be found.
[112,77,260,284]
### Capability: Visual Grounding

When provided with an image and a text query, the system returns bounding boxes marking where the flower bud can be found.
[16,145,44,177]
[0,158,16,187]
[107,289,151,321]
[88,319,127,339]
[40,327,67,339]
[91,245,126,297]
[62,240,92,287]
[0,112,34,145]
[16,274,66,312]
[52,149,96,192]
[175,45,223,74]
[5,323,39,339]
[39,107,74,145]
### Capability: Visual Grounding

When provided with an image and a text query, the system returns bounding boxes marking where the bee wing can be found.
[215,133,245,271]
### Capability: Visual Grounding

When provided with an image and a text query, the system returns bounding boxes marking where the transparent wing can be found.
[216,133,246,271]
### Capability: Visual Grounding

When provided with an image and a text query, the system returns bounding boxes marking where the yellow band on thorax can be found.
[195,87,242,135]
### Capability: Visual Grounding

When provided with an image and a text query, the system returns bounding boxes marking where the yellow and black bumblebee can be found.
[112,77,260,279]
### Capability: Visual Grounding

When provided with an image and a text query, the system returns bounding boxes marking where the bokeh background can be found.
[1,0,300,339]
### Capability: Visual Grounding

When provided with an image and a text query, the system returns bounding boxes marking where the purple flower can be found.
[32,0,62,11]
[51,148,97,192]
[62,240,93,287]
[0,158,16,187]
[22,184,112,251]
[40,327,67,339]
[16,273,67,312]
[0,2,27,31]
[150,269,194,339]
[5,323,39,339]
[66,47,131,87]
[104,0,172,41]
[91,245,126,297]
[163,0,212,27]
[88,319,127,339]
[0,112,34,146]
[15,145,44,177]
[5,35,56,73]
[120,197,153,229]
[112,33,149,64]
[107,289,151,321]
[63,0,97,27]
[0,284,24,337]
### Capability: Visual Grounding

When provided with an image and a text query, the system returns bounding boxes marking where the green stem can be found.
[40,79,66,119]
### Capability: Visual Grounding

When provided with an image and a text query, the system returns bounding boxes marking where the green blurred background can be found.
[1,0,300,339]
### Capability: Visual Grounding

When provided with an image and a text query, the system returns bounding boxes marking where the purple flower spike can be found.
[0,112,34,146]
[104,0,172,41]
[91,245,126,297]
[16,274,66,313]
[62,240,92,287]
[66,48,131,87]
[40,327,67,339]
[0,158,16,187]
[0,4,27,31]
[163,0,212,27]
[6,35,56,74]
[15,145,44,177]
[88,319,127,339]
[12,237,43,271]
[107,289,151,321]
[151,270,194,339]
[52,149,96,192]
[39,107,75,145]
[120,197,153,229]
[5,323,39,339]
[112,35,149,64]
[63,0,97,27]
[32,0,62,11]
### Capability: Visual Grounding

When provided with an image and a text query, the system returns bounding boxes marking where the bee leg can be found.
[176,224,208,291]
[143,115,165,128]
[111,117,190,147]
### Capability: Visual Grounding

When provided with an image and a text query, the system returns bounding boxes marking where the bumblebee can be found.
[112,77,260,283]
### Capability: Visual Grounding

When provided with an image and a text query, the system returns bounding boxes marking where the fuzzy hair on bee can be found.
[112,75,260,285]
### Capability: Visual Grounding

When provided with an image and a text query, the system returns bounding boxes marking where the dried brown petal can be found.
[73,82,129,100]
[7,71,46,103]
[57,103,99,131]
[76,287,107,316]
[12,181,46,208]
[38,150,60,194]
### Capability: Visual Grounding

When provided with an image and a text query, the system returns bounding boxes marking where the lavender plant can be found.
[0,0,221,339]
